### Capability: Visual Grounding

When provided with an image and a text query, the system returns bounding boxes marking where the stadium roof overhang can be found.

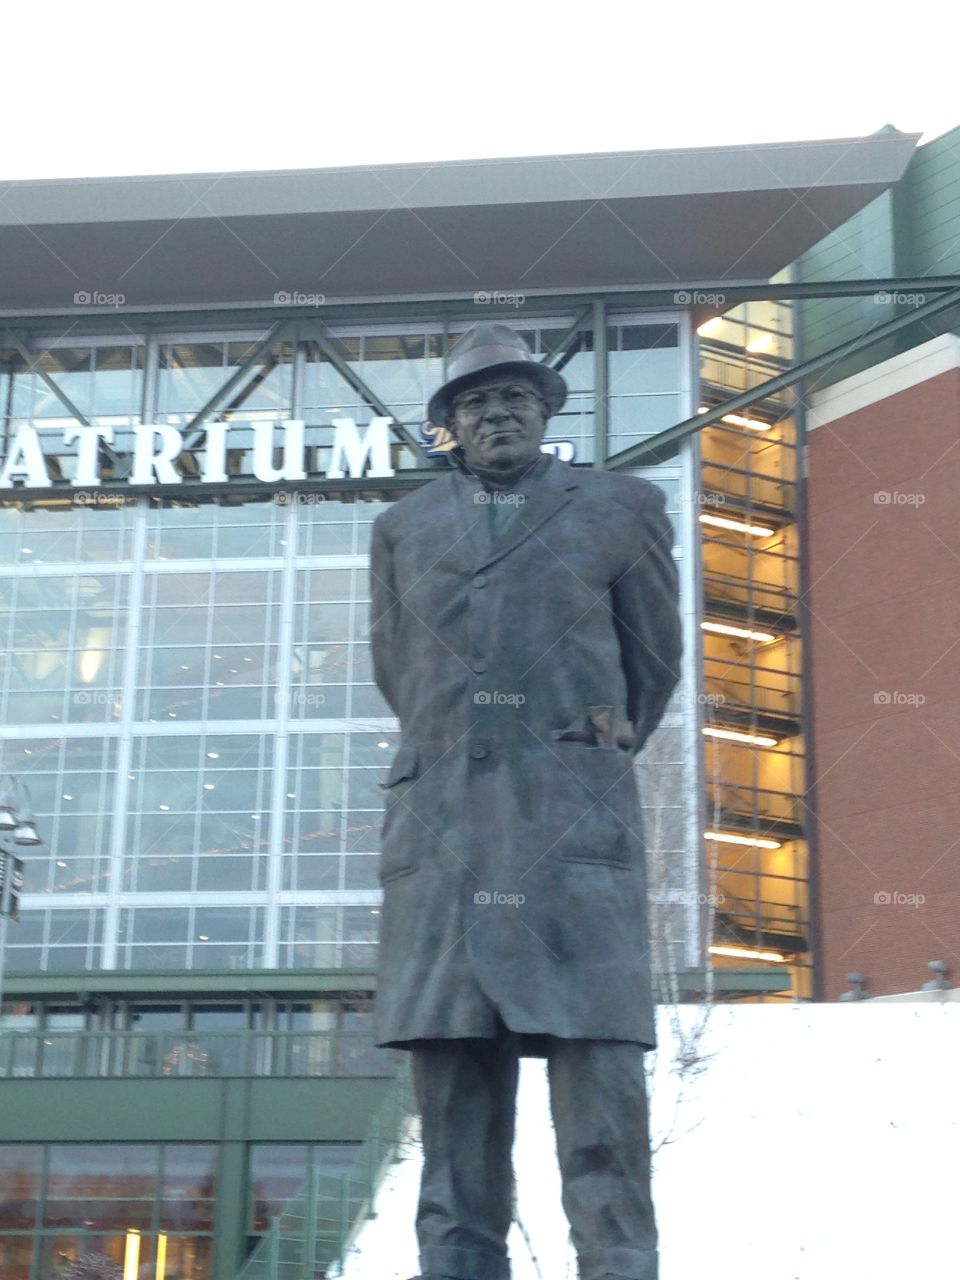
[0,129,921,316]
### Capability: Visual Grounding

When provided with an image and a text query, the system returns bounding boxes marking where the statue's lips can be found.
[484,428,521,442]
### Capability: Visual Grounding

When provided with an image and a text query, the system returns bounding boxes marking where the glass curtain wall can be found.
[0,312,690,977]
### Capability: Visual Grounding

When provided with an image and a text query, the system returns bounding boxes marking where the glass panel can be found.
[45,1145,158,1230]
[0,1144,41,1228]
[160,1144,217,1231]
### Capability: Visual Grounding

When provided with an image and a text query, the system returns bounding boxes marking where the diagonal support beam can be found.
[543,305,592,368]
[5,330,123,473]
[607,287,960,470]
[301,323,430,466]
[181,320,290,450]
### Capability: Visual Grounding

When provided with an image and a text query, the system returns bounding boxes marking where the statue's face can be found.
[448,372,548,471]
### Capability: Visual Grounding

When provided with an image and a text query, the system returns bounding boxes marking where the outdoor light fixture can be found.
[702,727,779,747]
[701,621,777,643]
[155,1233,168,1280]
[699,513,776,538]
[704,831,782,850]
[0,779,42,845]
[721,412,771,431]
[709,944,786,963]
[123,1230,141,1280]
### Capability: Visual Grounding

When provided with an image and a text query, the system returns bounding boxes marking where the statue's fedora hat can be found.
[427,323,567,425]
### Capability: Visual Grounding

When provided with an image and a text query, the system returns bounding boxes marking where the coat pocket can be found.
[379,745,420,885]
[551,737,638,868]
[380,744,419,790]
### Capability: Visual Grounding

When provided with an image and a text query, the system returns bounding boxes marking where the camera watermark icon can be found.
[275,690,326,708]
[273,290,325,307]
[74,290,125,308]
[873,490,926,506]
[677,691,726,707]
[663,890,725,906]
[874,690,926,707]
[274,491,327,506]
[674,290,726,306]
[72,691,120,707]
[874,890,925,907]
[473,290,526,308]
[73,490,133,507]
[874,291,926,306]
[686,492,726,508]
[474,889,526,907]
[474,690,526,706]
[473,491,526,506]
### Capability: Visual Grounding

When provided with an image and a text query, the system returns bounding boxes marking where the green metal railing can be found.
[0,1028,395,1079]
[237,1061,416,1280]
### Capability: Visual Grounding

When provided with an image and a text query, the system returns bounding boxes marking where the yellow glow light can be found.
[710,944,786,963]
[697,317,725,336]
[699,513,775,537]
[124,1231,141,1280]
[156,1234,168,1280]
[702,726,779,747]
[701,621,777,644]
[746,334,774,354]
[704,831,782,849]
[721,412,771,432]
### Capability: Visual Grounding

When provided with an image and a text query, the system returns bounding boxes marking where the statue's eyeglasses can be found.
[451,384,546,416]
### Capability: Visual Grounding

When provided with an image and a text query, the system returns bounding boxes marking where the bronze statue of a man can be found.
[369,323,682,1280]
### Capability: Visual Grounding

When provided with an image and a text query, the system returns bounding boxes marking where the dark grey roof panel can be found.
[0,132,921,312]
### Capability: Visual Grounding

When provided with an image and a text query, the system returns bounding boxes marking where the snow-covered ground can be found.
[340,1000,958,1280]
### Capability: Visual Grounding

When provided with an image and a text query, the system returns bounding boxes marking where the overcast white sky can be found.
[3,0,958,181]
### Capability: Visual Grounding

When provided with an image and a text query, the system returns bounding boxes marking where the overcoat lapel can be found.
[449,454,580,573]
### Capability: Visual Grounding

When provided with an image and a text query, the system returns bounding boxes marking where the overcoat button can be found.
[473,574,488,588]
[470,744,489,760]
[472,658,487,673]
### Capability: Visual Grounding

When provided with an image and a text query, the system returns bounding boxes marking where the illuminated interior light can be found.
[720,412,771,432]
[198,935,209,941]
[704,831,782,849]
[123,1231,141,1280]
[159,804,170,811]
[156,1233,167,1280]
[697,317,724,336]
[709,944,786,962]
[699,513,775,537]
[377,741,391,749]
[207,752,219,759]
[697,406,709,414]
[203,783,215,791]
[701,621,777,643]
[746,334,774,353]
[702,726,779,747]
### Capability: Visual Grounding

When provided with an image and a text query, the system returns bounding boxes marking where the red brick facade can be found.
[807,362,960,999]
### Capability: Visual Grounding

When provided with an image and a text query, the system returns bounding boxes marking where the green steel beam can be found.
[592,299,608,468]
[607,285,960,469]
[543,304,592,366]
[675,967,792,994]
[2,968,378,999]
[299,322,429,464]
[6,330,92,432]
[3,277,959,337]
[182,319,291,446]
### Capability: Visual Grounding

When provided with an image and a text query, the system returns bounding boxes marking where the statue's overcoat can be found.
[369,454,682,1050]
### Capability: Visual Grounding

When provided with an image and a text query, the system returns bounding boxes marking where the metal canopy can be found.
[0,130,920,314]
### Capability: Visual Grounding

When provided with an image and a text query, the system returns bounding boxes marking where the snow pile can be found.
[340,1001,958,1280]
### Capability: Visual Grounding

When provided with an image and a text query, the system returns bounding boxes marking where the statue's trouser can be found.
[410,1024,658,1280]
